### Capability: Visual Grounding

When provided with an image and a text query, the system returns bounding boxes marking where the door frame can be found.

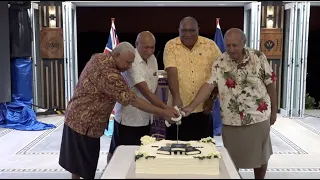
[30,2,41,111]
[244,2,261,50]
[59,1,266,110]
[298,2,310,117]
[280,2,310,118]
[62,2,69,108]
[63,2,79,107]
[70,1,256,7]
[280,2,297,117]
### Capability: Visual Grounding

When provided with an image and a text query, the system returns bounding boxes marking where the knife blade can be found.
[176,123,179,144]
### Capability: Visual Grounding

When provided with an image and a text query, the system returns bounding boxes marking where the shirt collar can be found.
[94,53,117,68]
[135,49,155,64]
[135,49,145,63]
[106,53,117,68]
[228,48,251,64]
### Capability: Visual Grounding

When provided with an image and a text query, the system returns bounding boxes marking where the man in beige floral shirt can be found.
[183,28,277,179]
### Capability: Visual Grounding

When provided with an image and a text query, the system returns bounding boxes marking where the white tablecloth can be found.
[100,145,241,179]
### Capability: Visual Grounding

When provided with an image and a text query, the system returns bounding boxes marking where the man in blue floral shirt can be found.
[183,28,277,179]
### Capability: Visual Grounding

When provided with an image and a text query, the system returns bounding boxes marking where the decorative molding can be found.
[0,168,105,172]
[271,127,308,154]
[240,168,320,172]
[0,129,13,138]
[15,119,109,155]
[24,151,109,155]
[291,118,320,136]
[260,28,283,59]
[40,28,64,59]
[15,120,64,155]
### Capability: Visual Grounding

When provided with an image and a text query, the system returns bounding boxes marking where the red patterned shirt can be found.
[64,53,137,138]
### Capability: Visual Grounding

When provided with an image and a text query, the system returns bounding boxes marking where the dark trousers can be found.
[166,112,213,141]
[109,120,151,154]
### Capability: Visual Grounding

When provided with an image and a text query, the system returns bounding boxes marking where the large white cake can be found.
[135,136,221,176]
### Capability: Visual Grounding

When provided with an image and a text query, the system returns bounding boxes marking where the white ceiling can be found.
[31,1,320,7]
[283,1,320,6]
[310,1,320,6]
[69,1,255,7]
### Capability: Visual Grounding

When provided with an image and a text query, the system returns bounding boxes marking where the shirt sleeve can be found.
[123,62,145,87]
[210,41,222,63]
[163,41,177,69]
[260,52,275,86]
[96,70,137,106]
[206,59,220,86]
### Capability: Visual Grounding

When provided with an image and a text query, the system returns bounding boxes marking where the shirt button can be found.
[193,81,194,83]
[192,71,194,73]
[192,92,194,94]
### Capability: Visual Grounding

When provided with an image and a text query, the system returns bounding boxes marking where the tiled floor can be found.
[305,109,320,118]
[0,114,320,179]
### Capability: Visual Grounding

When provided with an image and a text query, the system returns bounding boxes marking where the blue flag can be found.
[214,19,226,53]
[212,18,226,136]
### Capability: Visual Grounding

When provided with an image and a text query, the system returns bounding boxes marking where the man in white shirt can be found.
[107,31,176,162]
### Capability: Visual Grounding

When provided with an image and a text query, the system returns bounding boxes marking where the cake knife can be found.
[176,123,179,144]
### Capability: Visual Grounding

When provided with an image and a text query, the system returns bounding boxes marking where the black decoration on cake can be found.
[156,143,201,155]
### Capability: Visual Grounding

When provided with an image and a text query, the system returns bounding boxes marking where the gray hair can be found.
[224,28,246,42]
[112,42,135,55]
[179,16,199,28]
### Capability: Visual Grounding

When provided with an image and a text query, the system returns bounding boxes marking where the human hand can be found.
[164,119,182,127]
[203,98,214,115]
[270,113,277,126]
[181,105,193,117]
[166,119,177,124]
[162,106,180,120]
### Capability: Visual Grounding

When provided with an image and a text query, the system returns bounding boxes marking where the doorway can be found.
[304,5,320,116]
[61,1,262,104]
[76,6,245,73]
[280,2,310,118]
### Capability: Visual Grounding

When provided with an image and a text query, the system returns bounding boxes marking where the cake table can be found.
[100,145,241,179]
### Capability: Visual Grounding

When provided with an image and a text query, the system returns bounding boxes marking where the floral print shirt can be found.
[206,48,276,126]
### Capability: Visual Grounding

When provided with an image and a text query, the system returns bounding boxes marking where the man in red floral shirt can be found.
[183,28,277,179]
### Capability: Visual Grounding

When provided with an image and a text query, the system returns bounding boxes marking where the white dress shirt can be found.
[114,49,159,127]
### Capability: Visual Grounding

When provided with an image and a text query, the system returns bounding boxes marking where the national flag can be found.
[214,18,226,53]
[212,18,226,136]
[104,18,119,135]
[104,18,119,54]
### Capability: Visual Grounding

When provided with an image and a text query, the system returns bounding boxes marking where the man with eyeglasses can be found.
[163,16,221,141]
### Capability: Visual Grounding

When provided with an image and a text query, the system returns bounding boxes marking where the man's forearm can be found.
[131,97,165,117]
[143,91,167,109]
[189,83,215,109]
[267,83,277,115]
[166,67,181,98]
[135,82,167,109]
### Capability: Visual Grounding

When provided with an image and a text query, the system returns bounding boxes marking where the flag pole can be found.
[216,18,220,27]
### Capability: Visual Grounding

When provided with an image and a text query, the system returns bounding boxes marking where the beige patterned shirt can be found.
[207,48,276,126]
[164,36,222,113]
[64,53,137,138]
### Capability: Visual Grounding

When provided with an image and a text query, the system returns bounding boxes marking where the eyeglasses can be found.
[179,28,198,34]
